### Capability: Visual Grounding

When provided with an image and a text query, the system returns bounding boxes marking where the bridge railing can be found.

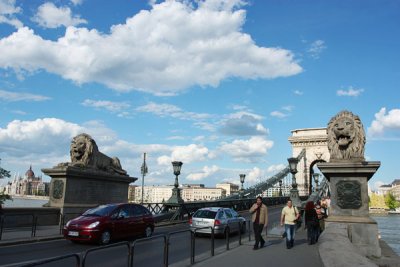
[15,220,250,267]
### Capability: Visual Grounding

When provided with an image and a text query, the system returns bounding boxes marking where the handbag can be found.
[293,207,302,227]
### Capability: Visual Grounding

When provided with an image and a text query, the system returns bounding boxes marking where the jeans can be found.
[253,222,265,248]
[284,224,295,248]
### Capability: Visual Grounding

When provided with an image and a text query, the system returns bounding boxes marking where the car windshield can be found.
[82,204,117,216]
[193,210,217,219]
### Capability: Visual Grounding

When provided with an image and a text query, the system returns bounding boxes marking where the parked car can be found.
[63,203,154,245]
[189,207,246,237]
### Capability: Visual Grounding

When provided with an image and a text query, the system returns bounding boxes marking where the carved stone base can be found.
[42,166,137,215]
[317,161,380,217]
[326,217,381,258]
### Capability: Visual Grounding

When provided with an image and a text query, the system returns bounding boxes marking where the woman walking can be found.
[304,201,319,245]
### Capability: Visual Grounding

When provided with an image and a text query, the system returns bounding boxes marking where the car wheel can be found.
[99,230,111,245]
[144,226,153,238]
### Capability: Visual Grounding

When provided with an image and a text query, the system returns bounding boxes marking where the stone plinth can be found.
[317,161,381,258]
[42,166,137,215]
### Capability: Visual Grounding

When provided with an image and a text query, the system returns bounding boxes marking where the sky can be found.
[0,0,399,190]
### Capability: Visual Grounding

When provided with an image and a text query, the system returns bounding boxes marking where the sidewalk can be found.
[0,225,62,246]
[190,228,323,267]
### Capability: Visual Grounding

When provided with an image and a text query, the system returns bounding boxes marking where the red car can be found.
[63,203,155,245]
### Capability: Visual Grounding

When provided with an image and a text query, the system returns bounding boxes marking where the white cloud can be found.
[218,136,273,162]
[368,107,400,137]
[0,89,51,102]
[294,90,303,95]
[0,0,23,28]
[0,118,83,157]
[70,0,83,5]
[308,40,326,59]
[187,165,219,181]
[267,164,286,173]
[32,2,87,28]
[0,0,302,95]
[247,167,263,183]
[157,143,210,165]
[136,102,212,121]
[82,99,131,113]
[337,86,364,97]
[270,110,288,119]
[219,111,268,136]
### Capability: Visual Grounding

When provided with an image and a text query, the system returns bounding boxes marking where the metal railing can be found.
[14,220,249,267]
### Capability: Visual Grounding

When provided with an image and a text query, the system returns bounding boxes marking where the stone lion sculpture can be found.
[327,110,365,162]
[64,133,127,175]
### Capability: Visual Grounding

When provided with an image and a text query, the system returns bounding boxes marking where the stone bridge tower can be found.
[288,128,329,196]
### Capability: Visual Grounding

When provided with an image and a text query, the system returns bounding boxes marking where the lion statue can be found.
[65,133,127,175]
[327,110,365,162]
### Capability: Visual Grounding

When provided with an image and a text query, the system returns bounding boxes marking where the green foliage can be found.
[369,193,387,209]
[0,188,12,205]
[385,193,400,210]
[0,166,11,179]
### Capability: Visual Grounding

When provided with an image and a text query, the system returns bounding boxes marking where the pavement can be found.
[187,227,324,267]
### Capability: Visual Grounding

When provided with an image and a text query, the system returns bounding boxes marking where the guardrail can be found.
[13,220,249,267]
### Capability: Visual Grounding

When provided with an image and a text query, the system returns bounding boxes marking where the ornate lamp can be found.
[239,174,246,198]
[287,157,301,207]
[167,161,184,204]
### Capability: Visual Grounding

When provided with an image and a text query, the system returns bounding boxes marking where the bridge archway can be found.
[288,128,329,196]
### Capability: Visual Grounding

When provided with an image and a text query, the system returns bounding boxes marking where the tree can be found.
[369,193,387,209]
[0,159,11,179]
[0,188,12,206]
[384,193,400,210]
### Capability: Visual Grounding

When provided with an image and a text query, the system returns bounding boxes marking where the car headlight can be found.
[87,221,100,229]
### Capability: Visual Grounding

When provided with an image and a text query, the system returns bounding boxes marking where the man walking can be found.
[249,196,268,250]
[280,199,299,249]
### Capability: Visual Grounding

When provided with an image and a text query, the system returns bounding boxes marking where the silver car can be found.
[189,207,246,236]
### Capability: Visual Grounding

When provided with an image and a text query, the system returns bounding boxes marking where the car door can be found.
[224,209,237,232]
[111,205,131,239]
[129,204,145,236]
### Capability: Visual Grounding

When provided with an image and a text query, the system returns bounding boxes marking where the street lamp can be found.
[279,180,283,196]
[167,161,184,204]
[313,173,320,192]
[239,174,246,198]
[287,157,302,207]
[140,153,148,204]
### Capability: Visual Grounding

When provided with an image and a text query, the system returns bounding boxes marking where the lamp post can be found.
[287,157,302,207]
[279,180,283,197]
[167,161,184,204]
[313,173,320,192]
[140,153,148,204]
[239,174,246,198]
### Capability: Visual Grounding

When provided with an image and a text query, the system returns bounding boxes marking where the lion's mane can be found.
[327,110,365,162]
[70,133,127,175]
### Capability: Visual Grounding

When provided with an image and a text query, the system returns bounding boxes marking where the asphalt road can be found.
[0,205,283,267]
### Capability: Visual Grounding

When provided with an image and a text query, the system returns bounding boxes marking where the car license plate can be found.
[68,231,79,237]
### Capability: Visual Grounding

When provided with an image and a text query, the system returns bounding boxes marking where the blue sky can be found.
[0,0,399,190]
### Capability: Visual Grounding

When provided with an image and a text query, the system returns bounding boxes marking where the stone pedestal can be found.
[42,166,137,216]
[317,161,381,257]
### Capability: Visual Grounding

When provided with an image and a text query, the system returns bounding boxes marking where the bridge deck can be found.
[189,228,323,267]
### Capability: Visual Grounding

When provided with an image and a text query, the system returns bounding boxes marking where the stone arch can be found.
[288,128,329,196]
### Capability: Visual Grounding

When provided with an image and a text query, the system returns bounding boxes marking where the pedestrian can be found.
[249,196,268,250]
[280,199,300,249]
[304,201,319,245]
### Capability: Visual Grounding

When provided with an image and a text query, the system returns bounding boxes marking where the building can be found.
[262,183,291,197]
[375,179,400,201]
[4,166,49,196]
[131,184,227,203]
[182,184,226,201]
[216,182,239,196]
[132,185,174,203]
